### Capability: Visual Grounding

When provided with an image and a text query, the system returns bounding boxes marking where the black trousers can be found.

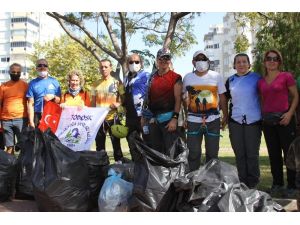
[263,118,297,189]
[95,119,123,161]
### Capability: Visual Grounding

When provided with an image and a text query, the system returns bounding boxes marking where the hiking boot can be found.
[268,185,285,198]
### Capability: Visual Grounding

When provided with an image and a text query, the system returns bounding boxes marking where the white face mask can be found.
[195,61,209,72]
[38,71,48,78]
[129,63,141,73]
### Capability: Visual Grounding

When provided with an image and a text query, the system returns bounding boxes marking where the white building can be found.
[0,12,63,83]
[222,12,256,78]
[203,24,224,74]
[202,13,257,78]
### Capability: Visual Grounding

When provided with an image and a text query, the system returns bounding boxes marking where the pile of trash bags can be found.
[0,129,285,212]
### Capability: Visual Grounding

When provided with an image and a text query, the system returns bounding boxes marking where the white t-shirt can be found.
[182,70,226,123]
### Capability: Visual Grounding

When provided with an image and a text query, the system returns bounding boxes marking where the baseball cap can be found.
[193,50,208,59]
[156,48,172,59]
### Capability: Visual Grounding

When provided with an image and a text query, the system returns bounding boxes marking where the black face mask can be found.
[10,73,21,81]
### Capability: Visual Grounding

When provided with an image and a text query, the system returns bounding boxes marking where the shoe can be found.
[283,188,297,199]
[268,185,285,198]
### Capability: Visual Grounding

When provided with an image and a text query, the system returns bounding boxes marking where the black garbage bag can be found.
[109,162,134,182]
[32,128,90,212]
[78,150,110,209]
[173,159,240,211]
[98,168,133,212]
[129,132,188,211]
[216,183,284,212]
[0,150,18,202]
[15,127,35,199]
[286,137,300,188]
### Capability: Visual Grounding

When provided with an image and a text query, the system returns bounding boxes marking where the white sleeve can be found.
[217,73,226,94]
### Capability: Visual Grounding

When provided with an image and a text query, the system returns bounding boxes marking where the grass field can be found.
[102,128,281,192]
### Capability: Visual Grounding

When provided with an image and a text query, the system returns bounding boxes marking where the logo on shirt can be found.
[48,83,56,90]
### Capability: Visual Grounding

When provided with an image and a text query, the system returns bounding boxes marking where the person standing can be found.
[182,50,228,171]
[26,59,61,127]
[61,69,91,107]
[142,48,182,155]
[258,49,298,198]
[123,53,149,160]
[0,63,28,155]
[91,59,124,163]
[225,53,262,188]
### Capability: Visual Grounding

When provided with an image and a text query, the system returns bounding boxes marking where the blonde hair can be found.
[66,69,85,87]
[263,49,283,76]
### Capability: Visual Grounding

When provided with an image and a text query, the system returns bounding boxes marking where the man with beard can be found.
[0,63,28,155]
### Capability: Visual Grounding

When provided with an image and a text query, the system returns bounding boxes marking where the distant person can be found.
[141,48,182,154]
[0,63,28,155]
[91,59,124,163]
[60,69,91,107]
[123,53,149,160]
[225,53,262,188]
[182,50,228,171]
[26,59,61,127]
[258,49,298,198]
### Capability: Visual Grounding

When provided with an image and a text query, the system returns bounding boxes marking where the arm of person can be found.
[166,81,182,132]
[280,85,299,126]
[27,98,35,127]
[219,93,228,130]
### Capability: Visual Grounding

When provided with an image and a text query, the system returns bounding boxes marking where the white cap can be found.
[193,50,208,59]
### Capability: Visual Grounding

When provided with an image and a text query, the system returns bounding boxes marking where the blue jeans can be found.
[2,118,28,147]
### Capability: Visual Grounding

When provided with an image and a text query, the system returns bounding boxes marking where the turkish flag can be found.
[38,101,62,133]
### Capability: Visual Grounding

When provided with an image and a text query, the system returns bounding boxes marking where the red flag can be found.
[38,101,62,133]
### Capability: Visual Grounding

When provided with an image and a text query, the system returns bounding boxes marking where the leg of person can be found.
[244,123,262,188]
[95,122,107,152]
[107,120,123,162]
[126,120,143,161]
[161,122,181,156]
[2,120,15,155]
[263,124,284,192]
[204,118,220,163]
[187,121,203,171]
[148,121,165,153]
[12,118,27,145]
[278,118,297,193]
[228,121,248,185]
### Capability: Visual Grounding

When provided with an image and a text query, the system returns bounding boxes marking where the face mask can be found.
[195,61,209,72]
[129,63,141,73]
[10,73,21,81]
[38,71,48,78]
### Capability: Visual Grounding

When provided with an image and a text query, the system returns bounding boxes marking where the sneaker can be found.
[268,185,285,198]
[283,188,297,199]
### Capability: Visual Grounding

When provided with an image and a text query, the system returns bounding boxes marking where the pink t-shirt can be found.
[258,72,296,113]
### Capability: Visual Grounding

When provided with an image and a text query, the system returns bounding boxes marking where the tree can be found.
[46,12,198,78]
[234,34,249,53]
[30,35,107,92]
[235,13,300,76]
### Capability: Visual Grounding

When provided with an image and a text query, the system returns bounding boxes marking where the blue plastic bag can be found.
[98,168,133,212]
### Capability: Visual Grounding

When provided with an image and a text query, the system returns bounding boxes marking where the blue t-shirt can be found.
[225,72,262,124]
[124,70,149,116]
[26,76,61,113]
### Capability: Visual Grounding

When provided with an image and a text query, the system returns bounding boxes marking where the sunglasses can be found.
[129,61,140,65]
[265,56,280,62]
[37,64,48,68]
[158,56,171,61]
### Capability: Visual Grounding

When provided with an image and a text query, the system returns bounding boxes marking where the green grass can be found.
[100,128,276,192]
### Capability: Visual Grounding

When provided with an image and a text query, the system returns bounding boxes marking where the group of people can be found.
[0,47,299,198]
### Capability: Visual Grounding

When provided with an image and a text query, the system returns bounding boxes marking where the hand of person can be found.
[110,102,120,109]
[279,111,293,126]
[60,103,66,108]
[43,94,55,102]
[165,118,177,132]
[29,121,35,128]
[77,105,84,111]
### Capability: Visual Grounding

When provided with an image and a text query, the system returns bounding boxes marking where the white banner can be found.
[55,106,109,151]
